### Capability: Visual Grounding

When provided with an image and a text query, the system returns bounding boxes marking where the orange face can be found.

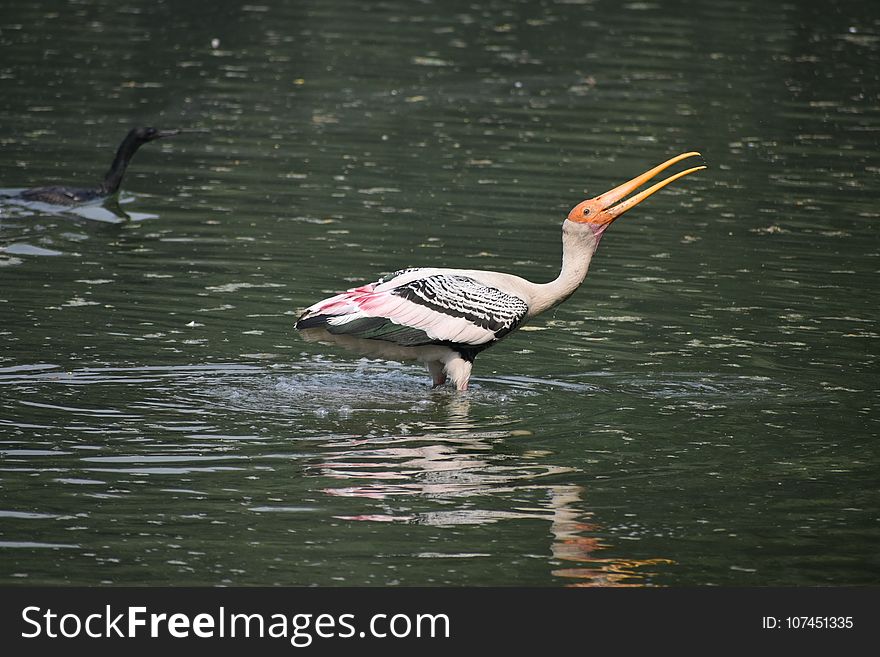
[567,152,705,229]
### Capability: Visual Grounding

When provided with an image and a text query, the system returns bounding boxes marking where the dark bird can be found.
[14,127,181,206]
[296,152,705,391]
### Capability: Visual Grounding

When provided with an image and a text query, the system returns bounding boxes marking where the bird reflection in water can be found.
[314,395,672,586]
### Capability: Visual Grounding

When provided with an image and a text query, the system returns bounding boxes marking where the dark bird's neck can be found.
[99,131,145,196]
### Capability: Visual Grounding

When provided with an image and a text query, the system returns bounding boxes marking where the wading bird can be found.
[296,152,705,390]
[11,127,182,205]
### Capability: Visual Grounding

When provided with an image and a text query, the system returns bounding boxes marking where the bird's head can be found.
[130,127,182,143]
[566,152,705,237]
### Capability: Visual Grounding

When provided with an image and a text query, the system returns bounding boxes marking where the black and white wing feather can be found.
[296,270,529,350]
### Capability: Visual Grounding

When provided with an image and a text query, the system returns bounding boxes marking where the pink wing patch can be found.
[305,283,376,315]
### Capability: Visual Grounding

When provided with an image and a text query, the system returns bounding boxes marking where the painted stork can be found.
[296,152,705,390]
[11,127,182,206]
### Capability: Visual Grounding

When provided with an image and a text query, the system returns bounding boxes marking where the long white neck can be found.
[527,220,600,317]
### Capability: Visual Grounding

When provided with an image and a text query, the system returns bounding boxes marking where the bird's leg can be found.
[426,361,447,388]
[442,355,473,392]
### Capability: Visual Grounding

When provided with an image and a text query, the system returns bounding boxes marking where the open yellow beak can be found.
[575,152,705,226]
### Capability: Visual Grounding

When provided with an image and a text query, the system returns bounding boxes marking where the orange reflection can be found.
[545,485,675,586]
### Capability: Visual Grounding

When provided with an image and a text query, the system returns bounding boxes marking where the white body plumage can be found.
[296,222,599,390]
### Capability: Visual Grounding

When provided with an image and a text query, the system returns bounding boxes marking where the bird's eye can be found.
[582,207,591,216]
